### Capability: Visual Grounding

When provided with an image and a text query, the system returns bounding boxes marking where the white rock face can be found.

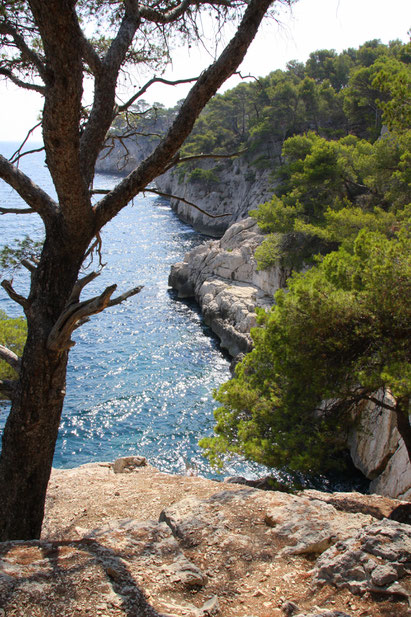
[348,392,400,479]
[347,391,411,500]
[169,218,411,500]
[156,157,275,237]
[370,439,411,500]
[168,217,289,357]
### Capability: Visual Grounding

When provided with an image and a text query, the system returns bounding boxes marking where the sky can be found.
[0,0,410,142]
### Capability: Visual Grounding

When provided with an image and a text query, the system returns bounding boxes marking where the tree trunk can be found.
[0,346,68,540]
[395,396,411,463]
[0,238,86,540]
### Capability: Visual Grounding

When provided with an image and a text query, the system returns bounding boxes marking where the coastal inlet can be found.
[0,144,262,478]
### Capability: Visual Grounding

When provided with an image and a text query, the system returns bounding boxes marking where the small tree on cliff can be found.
[200,228,411,473]
[0,0,292,541]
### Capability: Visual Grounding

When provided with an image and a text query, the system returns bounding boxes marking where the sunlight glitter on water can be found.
[1,144,267,478]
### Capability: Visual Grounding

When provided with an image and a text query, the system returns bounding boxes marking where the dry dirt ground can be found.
[1,461,410,617]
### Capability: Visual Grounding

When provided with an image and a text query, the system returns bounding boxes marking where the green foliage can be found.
[175,39,409,193]
[0,310,27,399]
[372,47,411,132]
[251,126,410,269]
[185,38,411,480]
[187,167,219,185]
[201,229,411,473]
[0,236,43,275]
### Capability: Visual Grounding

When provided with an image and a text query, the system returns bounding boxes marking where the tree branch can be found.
[68,271,101,304]
[0,68,45,94]
[47,283,143,352]
[138,0,232,24]
[1,280,29,310]
[74,23,102,76]
[0,207,35,215]
[79,1,142,185]
[0,346,21,373]
[145,189,232,218]
[8,123,43,165]
[0,155,58,222]
[21,259,37,274]
[116,75,200,114]
[27,0,92,226]
[362,394,396,413]
[162,148,247,173]
[106,285,143,308]
[94,0,274,230]
[0,21,48,82]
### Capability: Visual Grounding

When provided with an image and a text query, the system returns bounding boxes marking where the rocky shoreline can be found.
[1,458,410,617]
[169,217,289,359]
[168,218,411,502]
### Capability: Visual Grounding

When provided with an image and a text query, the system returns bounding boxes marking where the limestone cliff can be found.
[169,217,290,358]
[156,157,274,237]
[168,218,411,501]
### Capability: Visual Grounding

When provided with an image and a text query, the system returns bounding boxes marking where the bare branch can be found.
[0,21,48,82]
[117,75,199,114]
[362,394,396,413]
[162,148,247,173]
[138,0,232,24]
[48,284,117,352]
[106,285,143,308]
[94,0,273,230]
[74,22,102,76]
[0,345,21,373]
[68,272,101,304]
[0,68,45,94]
[10,146,45,165]
[0,207,35,215]
[145,189,232,218]
[1,280,29,310]
[47,283,143,352]
[79,1,142,184]
[233,71,260,83]
[9,123,43,165]
[82,233,106,270]
[0,155,58,222]
[21,259,37,274]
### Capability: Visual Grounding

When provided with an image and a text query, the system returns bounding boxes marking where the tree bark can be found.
[395,397,411,463]
[0,346,69,540]
[0,0,276,540]
[0,230,89,540]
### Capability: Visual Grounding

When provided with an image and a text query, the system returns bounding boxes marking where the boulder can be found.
[112,455,147,473]
[313,519,411,597]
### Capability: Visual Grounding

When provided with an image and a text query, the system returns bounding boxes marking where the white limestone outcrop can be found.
[169,218,411,501]
[168,217,289,357]
[156,157,275,237]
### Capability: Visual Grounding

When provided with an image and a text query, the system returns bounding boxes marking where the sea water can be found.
[0,143,369,492]
[0,142,244,477]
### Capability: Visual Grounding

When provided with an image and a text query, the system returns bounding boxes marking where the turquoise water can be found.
[0,143,368,491]
[0,143,242,477]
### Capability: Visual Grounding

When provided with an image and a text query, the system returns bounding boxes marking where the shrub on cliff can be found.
[200,228,411,473]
